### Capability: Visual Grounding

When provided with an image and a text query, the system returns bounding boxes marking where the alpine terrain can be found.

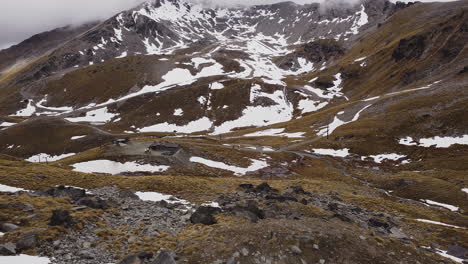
[0,0,467,263]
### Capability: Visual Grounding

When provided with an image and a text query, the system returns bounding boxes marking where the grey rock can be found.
[0,243,16,256]
[49,209,74,227]
[226,257,236,264]
[291,245,302,255]
[16,232,38,251]
[1,223,19,232]
[119,254,142,264]
[190,206,221,225]
[241,248,249,256]
[151,249,176,264]
[79,250,95,259]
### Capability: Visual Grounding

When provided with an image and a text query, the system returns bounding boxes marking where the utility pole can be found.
[327,124,329,139]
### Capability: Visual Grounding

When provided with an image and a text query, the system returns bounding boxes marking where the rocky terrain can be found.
[0,0,467,263]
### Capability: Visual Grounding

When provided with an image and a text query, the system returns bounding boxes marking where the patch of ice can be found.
[312,148,350,158]
[0,255,51,264]
[399,136,418,146]
[71,135,86,140]
[201,201,221,208]
[362,96,380,102]
[398,135,468,148]
[11,100,36,117]
[190,157,268,176]
[244,128,285,137]
[210,82,225,90]
[66,107,118,123]
[116,51,127,58]
[72,160,170,175]
[434,249,464,263]
[26,153,75,163]
[364,153,407,164]
[173,108,184,116]
[419,135,468,148]
[139,117,212,133]
[135,192,190,206]
[317,104,372,137]
[0,122,16,127]
[416,219,465,229]
[0,184,27,193]
[354,56,367,62]
[298,100,328,114]
[212,84,293,134]
[422,199,459,212]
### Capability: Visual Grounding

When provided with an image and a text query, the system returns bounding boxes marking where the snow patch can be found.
[66,107,118,123]
[0,184,27,193]
[416,219,465,229]
[0,255,51,264]
[422,199,459,212]
[26,153,75,163]
[139,117,213,133]
[311,148,350,158]
[190,157,268,176]
[72,160,170,175]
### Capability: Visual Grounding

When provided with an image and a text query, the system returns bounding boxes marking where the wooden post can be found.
[326,124,329,139]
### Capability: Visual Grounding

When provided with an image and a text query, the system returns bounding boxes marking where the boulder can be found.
[77,197,109,209]
[16,232,38,251]
[45,186,86,201]
[190,206,221,225]
[0,243,16,256]
[151,249,177,264]
[1,223,19,232]
[254,183,278,193]
[232,200,265,223]
[49,209,74,227]
[118,254,142,264]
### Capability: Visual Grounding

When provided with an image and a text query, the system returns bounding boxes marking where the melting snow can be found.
[311,148,350,158]
[135,191,190,206]
[190,157,268,176]
[212,84,293,134]
[11,101,36,117]
[0,184,27,193]
[210,82,225,90]
[398,135,468,148]
[66,107,118,123]
[139,117,213,133]
[422,199,459,212]
[364,153,407,164]
[72,160,170,175]
[416,219,465,229]
[462,188,468,194]
[0,122,16,127]
[317,104,372,137]
[419,135,468,148]
[173,108,184,116]
[71,135,87,140]
[242,128,304,137]
[26,153,76,163]
[0,255,51,264]
[116,51,127,58]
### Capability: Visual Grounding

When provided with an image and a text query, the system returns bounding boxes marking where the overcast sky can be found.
[0,0,454,49]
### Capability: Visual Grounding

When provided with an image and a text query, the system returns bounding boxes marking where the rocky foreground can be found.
[1,183,465,264]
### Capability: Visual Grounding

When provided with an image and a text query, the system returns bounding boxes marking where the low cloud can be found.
[0,0,452,48]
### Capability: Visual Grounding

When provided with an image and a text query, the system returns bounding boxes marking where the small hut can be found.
[148,141,180,155]
[112,138,130,146]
